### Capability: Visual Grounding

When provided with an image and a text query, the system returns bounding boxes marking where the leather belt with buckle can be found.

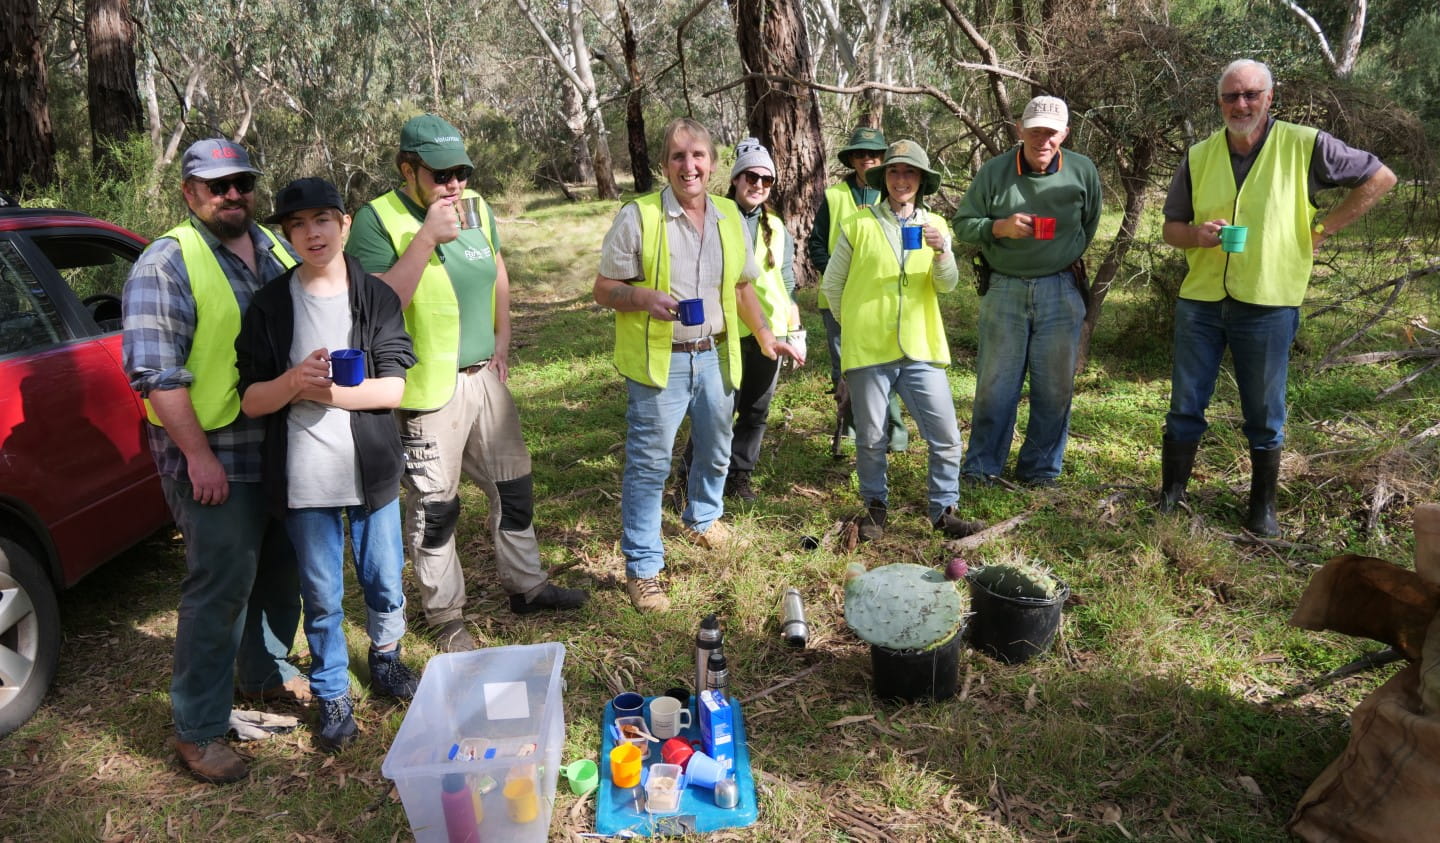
[461,361,490,374]
[672,335,719,353]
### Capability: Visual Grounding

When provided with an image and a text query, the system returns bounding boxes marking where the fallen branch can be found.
[1267,647,1405,703]
[944,512,1030,552]
[739,663,824,705]
[1309,259,1440,320]
[1377,357,1440,400]
[1321,346,1440,368]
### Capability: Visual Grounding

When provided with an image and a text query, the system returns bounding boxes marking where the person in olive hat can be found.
[820,140,985,543]
[806,126,909,454]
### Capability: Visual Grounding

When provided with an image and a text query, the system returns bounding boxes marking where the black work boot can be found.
[858,500,887,542]
[726,471,758,502]
[1245,447,1281,537]
[1158,438,1199,513]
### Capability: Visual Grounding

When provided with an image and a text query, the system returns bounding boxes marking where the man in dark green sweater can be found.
[952,96,1102,486]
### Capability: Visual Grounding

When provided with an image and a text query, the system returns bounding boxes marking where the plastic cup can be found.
[562,759,599,796]
[676,298,704,326]
[683,749,724,789]
[645,763,685,814]
[609,743,642,788]
[1032,216,1056,240]
[901,224,924,250]
[660,737,699,768]
[330,348,364,387]
[503,775,539,823]
[1219,224,1248,253]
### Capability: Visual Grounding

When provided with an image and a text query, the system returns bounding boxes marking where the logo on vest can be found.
[464,246,491,261]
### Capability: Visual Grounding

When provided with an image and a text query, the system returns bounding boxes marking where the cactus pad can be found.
[844,563,963,651]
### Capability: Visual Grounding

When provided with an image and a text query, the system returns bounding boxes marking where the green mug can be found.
[561,759,598,796]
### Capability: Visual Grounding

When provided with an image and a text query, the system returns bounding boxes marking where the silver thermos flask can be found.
[780,587,809,647]
[695,614,722,706]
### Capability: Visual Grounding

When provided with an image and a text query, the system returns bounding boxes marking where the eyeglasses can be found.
[423,164,474,185]
[1220,90,1267,105]
[202,174,257,196]
[739,171,775,188]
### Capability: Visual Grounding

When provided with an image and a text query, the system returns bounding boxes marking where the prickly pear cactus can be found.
[844,563,963,651]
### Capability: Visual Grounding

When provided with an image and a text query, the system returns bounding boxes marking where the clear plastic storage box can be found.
[382,643,566,842]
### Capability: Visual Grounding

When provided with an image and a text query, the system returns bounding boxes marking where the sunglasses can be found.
[739,171,775,188]
[202,174,257,196]
[1220,90,1267,104]
[423,164,474,185]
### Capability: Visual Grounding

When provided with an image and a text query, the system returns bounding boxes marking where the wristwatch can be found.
[1313,221,1327,236]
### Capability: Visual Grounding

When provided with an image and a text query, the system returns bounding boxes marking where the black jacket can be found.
[236,253,416,518]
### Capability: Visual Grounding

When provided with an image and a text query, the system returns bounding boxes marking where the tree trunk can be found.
[566,0,618,199]
[85,0,142,174]
[617,0,652,193]
[732,0,828,286]
[561,64,595,183]
[1,0,56,193]
[859,0,893,126]
[1076,136,1153,370]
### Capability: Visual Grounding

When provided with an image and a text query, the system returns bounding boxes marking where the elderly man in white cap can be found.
[952,95,1102,487]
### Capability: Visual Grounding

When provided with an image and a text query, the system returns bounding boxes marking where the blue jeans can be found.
[846,360,962,523]
[819,308,843,390]
[286,499,407,701]
[622,349,734,578]
[163,478,302,743]
[1165,298,1299,450]
[963,271,1085,482]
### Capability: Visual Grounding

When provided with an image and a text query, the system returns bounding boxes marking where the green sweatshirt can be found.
[951,146,1102,278]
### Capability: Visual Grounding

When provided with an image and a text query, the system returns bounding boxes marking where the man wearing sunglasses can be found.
[1159,59,1396,536]
[122,138,307,783]
[348,114,587,653]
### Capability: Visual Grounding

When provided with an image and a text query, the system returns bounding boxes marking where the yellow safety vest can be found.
[143,220,295,429]
[1181,120,1319,306]
[836,207,952,372]
[819,181,865,310]
[614,192,746,390]
[738,211,791,340]
[367,189,494,411]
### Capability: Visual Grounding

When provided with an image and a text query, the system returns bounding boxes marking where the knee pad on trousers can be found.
[421,496,461,549]
[496,474,534,531]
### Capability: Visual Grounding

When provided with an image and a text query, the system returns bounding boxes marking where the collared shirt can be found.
[598,187,760,342]
[122,214,297,481]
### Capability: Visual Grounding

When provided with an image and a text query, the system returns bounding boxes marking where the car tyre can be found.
[0,537,60,737]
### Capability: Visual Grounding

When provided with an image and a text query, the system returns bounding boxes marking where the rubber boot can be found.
[1158,438,1198,513]
[1245,447,1281,537]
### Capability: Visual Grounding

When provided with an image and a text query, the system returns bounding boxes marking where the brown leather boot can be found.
[173,737,248,784]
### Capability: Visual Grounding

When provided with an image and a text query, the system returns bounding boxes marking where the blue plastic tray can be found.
[595,696,758,836]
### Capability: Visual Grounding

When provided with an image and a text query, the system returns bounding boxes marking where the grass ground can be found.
[0,188,1436,841]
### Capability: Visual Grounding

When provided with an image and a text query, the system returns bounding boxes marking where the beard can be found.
[205,204,251,239]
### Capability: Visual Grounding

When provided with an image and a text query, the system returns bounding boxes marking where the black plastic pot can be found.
[869,628,963,702]
[966,576,1069,664]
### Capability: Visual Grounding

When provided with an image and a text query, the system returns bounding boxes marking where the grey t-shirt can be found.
[286,276,362,508]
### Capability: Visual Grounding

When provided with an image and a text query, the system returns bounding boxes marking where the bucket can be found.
[966,575,1068,664]
[869,628,963,702]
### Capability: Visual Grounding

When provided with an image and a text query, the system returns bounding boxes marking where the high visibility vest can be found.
[367,188,494,410]
[836,207,952,371]
[614,192,746,390]
[1181,120,1319,306]
[738,211,791,339]
[818,181,866,310]
[143,220,295,429]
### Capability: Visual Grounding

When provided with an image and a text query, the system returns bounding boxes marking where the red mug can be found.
[660,737,700,769]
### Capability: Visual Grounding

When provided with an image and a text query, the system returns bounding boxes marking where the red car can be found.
[0,203,170,736]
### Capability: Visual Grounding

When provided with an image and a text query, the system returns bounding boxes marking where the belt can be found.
[672,335,721,353]
[461,360,490,374]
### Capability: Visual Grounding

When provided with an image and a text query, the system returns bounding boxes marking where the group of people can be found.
[121,56,1395,784]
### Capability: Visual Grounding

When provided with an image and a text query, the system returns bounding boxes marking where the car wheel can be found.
[0,538,60,737]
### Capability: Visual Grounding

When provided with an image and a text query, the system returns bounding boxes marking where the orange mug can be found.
[609,742,642,788]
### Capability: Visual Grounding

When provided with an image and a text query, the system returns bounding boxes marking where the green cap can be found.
[865,139,942,197]
[838,126,888,168]
[399,114,472,170]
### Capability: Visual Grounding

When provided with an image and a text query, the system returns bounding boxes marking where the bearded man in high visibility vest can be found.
[347,115,588,652]
[593,118,804,612]
[122,139,308,784]
[1158,60,1396,537]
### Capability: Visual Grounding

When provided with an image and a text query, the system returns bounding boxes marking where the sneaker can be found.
[682,520,733,550]
[509,583,590,615]
[368,646,420,700]
[858,500,887,543]
[237,675,313,706]
[626,576,671,612]
[933,507,985,538]
[725,472,759,502]
[314,695,358,753]
[172,737,248,784]
[432,619,476,653]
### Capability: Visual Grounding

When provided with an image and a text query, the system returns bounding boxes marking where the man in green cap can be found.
[347,114,588,652]
[806,125,907,453]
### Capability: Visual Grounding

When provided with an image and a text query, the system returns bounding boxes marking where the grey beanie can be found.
[730,138,776,180]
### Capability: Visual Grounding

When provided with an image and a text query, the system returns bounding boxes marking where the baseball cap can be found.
[1020,96,1069,131]
[265,177,345,224]
[181,139,262,180]
[399,114,473,170]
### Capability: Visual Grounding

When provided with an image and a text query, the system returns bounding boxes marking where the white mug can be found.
[647,695,693,740]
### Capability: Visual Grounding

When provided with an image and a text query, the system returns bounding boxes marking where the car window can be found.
[0,240,64,355]
[29,234,138,333]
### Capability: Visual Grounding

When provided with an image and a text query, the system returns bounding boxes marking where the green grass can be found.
[1,188,1435,841]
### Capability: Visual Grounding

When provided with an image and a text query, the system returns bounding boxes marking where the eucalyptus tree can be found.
[1,0,57,191]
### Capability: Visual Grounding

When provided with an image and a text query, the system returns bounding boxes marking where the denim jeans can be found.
[1165,297,1299,449]
[163,478,302,743]
[963,271,1085,482]
[819,308,843,390]
[622,348,734,578]
[845,360,962,523]
[286,499,407,701]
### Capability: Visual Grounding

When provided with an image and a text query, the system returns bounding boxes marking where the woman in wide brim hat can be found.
[864,139,943,197]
